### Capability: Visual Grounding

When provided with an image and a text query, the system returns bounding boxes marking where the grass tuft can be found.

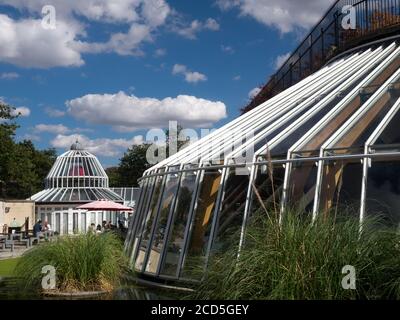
[14,232,128,293]
[190,211,400,300]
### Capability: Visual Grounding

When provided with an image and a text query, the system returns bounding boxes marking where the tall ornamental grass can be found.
[190,211,400,300]
[14,232,128,293]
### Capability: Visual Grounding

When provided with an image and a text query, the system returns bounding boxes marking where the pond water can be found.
[0,277,185,300]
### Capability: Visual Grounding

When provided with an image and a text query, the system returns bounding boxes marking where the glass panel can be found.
[372,106,400,148]
[333,82,400,151]
[70,188,80,201]
[73,212,79,234]
[125,181,147,258]
[160,170,197,277]
[134,174,165,271]
[365,159,400,228]
[145,172,180,274]
[318,160,362,216]
[81,213,86,233]
[249,164,285,217]
[211,169,250,254]
[128,178,154,261]
[63,212,69,235]
[55,213,61,233]
[180,169,221,280]
[299,55,400,153]
[62,189,72,202]
[286,160,318,214]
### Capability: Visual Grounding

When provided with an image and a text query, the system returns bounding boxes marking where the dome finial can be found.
[70,139,83,151]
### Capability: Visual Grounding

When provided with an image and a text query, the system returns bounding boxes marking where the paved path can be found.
[0,247,31,260]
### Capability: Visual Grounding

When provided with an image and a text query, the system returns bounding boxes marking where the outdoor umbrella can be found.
[76,199,133,211]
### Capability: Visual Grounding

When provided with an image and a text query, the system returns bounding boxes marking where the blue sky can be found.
[0,0,333,167]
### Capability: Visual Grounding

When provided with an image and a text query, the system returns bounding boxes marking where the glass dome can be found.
[31,141,123,203]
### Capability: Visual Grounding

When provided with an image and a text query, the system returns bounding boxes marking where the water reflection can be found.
[0,277,178,300]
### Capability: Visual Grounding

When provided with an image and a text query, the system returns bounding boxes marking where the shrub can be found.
[14,232,128,293]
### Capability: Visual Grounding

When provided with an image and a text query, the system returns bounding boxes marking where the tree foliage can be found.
[0,103,57,199]
[107,126,189,187]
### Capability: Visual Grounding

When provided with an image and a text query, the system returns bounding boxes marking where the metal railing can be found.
[243,0,400,113]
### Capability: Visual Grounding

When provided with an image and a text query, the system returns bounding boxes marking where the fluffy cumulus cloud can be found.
[172,64,207,83]
[172,18,220,39]
[0,0,171,68]
[215,0,335,33]
[0,14,84,68]
[51,134,144,157]
[66,91,227,131]
[248,87,261,99]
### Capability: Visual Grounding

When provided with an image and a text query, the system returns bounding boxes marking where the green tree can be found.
[0,103,18,197]
[116,144,153,187]
[0,102,57,199]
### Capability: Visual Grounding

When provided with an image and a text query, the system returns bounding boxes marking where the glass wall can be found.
[286,160,319,214]
[318,160,363,216]
[210,169,249,254]
[365,160,400,228]
[145,169,181,274]
[134,174,165,271]
[180,169,221,280]
[249,164,286,217]
[160,169,198,278]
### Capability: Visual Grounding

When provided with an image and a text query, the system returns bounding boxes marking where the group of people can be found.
[88,220,114,234]
[33,220,52,237]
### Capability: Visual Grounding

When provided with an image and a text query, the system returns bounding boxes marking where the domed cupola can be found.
[31,141,123,203]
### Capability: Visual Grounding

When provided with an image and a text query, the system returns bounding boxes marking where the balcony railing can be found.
[243,0,400,113]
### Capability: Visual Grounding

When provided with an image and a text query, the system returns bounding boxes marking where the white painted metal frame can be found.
[359,97,400,222]
[313,67,400,217]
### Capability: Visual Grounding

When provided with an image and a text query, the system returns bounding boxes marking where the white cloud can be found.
[0,0,171,68]
[154,48,167,57]
[221,45,235,54]
[248,87,261,99]
[75,23,152,56]
[275,52,291,70]
[0,72,19,80]
[11,106,30,117]
[44,107,66,118]
[0,14,84,68]
[215,0,335,33]
[51,134,144,157]
[173,18,220,39]
[172,64,207,83]
[34,123,93,135]
[204,18,220,31]
[233,75,241,81]
[66,91,227,131]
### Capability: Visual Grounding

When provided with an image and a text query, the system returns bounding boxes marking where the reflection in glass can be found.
[287,161,318,214]
[160,170,197,277]
[250,164,285,217]
[181,170,221,279]
[145,173,180,274]
[365,160,400,228]
[211,169,249,254]
[129,178,154,263]
[134,175,165,271]
[319,160,362,215]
